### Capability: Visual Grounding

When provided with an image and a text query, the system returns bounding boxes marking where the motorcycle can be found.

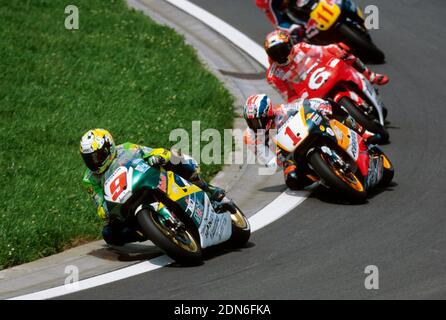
[286,0,385,63]
[102,156,250,265]
[274,101,394,202]
[288,50,390,144]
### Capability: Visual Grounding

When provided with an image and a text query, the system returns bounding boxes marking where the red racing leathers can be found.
[266,42,389,103]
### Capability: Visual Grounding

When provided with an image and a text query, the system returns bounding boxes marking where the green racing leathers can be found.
[82,142,222,245]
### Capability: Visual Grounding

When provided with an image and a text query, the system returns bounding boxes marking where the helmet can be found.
[264,30,293,65]
[243,94,274,131]
[80,129,116,174]
[293,0,316,20]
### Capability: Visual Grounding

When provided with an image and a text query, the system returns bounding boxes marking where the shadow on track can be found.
[88,243,163,262]
[88,241,255,267]
[309,181,397,205]
[166,241,256,268]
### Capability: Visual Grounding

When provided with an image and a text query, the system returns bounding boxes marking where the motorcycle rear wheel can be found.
[339,97,389,144]
[136,208,202,265]
[338,24,385,64]
[309,150,367,203]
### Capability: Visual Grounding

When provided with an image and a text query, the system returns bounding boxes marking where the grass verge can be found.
[0,0,234,269]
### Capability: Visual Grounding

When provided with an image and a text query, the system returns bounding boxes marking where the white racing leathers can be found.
[244,98,332,173]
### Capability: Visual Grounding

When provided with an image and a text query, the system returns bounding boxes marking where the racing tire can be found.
[309,150,367,203]
[338,24,385,64]
[339,97,389,144]
[226,204,251,248]
[136,208,202,265]
[373,148,395,187]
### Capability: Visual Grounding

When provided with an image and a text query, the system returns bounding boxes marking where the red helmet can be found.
[264,30,293,65]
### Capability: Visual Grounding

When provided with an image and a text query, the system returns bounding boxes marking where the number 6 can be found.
[309,67,330,90]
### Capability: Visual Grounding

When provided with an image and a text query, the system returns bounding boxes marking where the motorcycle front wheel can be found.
[136,208,202,265]
[226,204,251,248]
[309,149,367,203]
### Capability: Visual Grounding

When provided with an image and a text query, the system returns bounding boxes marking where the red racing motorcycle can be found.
[289,51,390,143]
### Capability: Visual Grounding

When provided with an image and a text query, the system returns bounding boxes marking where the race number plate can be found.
[309,0,341,31]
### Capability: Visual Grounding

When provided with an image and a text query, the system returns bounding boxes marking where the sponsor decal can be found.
[367,155,383,187]
[333,125,343,140]
[349,132,359,160]
[306,112,322,126]
[134,159,149,173]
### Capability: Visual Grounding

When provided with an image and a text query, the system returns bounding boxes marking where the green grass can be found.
[0,0,234,269]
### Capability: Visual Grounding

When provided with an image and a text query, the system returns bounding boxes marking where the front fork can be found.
[136,202,185,235]
[309,146,357,186]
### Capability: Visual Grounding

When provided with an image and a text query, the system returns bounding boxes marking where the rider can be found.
[255,0,317,41]
[264,30,389,102]
[243,94,371,189]
[80,129,225,246]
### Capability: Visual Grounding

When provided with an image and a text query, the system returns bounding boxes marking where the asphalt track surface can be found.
[65,0,446,299]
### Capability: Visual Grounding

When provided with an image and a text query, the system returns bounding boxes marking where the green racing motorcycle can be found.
[103,156,251,265]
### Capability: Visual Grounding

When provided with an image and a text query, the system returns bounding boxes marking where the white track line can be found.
[165,0,269,68]
[9,0,310,300]
[10,191,308,300]
[249,190,309,232]
[10,256,174,300]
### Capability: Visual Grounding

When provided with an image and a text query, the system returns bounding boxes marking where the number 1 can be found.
[285,127,302,146]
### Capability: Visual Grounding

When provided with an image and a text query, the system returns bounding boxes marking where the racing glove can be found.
[288,24,306,44]
[145,148,171,167]
[147,155,167,167]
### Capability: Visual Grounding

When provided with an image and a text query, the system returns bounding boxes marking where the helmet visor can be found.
[267,42,292,64]
[81,147,109,173]
[246,118,270,132]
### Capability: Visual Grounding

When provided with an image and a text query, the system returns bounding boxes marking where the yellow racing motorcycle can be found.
[287,0,386,63]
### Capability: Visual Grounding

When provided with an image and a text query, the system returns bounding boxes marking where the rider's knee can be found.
[102,225,125,246]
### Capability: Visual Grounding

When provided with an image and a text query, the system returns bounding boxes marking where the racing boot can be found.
[344,115,365,135]
[363,132,383,145]
[102,224,147,246]
[353,59,389,86]
[284,164,315,190]
[344,115,384,145]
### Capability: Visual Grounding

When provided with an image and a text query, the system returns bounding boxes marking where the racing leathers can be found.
[82,143,222,246]
[266,42,390,103]
[244,98,365,189]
